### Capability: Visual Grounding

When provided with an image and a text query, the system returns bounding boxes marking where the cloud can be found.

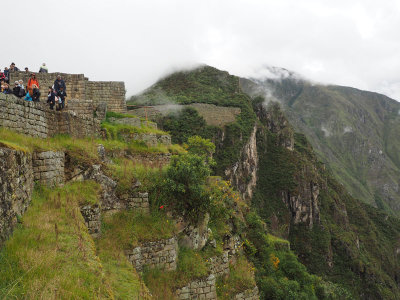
[2,0,400,100]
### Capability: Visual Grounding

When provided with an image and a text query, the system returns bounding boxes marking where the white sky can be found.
[2,0,400,100]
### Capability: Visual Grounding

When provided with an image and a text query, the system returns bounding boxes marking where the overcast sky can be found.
[2,0,400,100]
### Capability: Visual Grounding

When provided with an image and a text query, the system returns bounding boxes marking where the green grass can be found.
[99,211,176,249]
[216,256,256,299]
[0,182,112,299]
[143,247,209,299]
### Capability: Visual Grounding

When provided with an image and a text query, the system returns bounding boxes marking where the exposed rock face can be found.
[85,165,150,212]
[0,148,33,246]
[126,237,178,271]
[225,125,258,202]
[255,101,294,150]
[281,177,320,228]
[179,213,210,250]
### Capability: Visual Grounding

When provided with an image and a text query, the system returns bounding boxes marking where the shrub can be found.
[164,154,211,223]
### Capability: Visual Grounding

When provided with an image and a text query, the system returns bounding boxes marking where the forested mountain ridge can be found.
[240,73,400,216]
[128,65,400,299]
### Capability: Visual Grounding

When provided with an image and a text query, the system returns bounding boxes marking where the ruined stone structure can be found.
[32,151,65,186]
[0,148,33,246]
[174,274,217,300]
[108,116,157,129]
[80,204,101,237]
[9,71,126,112]
[233,286,260,300]
[207,251,230,277]
[119,132,171,147]
[126,237,178,271]
[0,94,102,139]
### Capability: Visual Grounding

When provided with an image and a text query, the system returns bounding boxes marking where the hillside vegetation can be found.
[130,65,400,299]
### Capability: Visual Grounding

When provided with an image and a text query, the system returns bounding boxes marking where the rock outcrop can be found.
[225,125,258,202]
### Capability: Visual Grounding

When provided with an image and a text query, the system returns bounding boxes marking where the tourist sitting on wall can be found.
[39,63,48,73]
[9,63,19,72]
[27,73,39,96]
[17,81,26,98]
[54,75,66,93]
[13,81,21,97]
[47,86,56,110]
[57,86,67,110]
[1,67,9,83]
[18,80,25,90]
[24,91,33,101]
[1,83,12,94]
[24,67,29,73]
[32,84,41,102]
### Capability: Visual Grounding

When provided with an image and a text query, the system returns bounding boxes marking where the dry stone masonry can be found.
[0,148,33,246]
[233,286,260,300]
[0,94,101,139]
[174,274,217,300]
[207,251,230,277]
[80,204,101,237]
[32,151,65,186]
[9,71,126,113]
[126,237,178,271]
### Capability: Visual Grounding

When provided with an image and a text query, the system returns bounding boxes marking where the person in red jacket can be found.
[27,73,39,95]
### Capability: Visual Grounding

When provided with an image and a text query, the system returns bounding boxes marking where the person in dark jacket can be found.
[32,84,41,102]
[9,63,19,72]
[54,75,66,93]
[57,86,67,110]
[13,81,21,97]
[3,67,9,83]
[47,86,56,110]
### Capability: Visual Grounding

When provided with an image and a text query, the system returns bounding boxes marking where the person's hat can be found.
[15,81,19,85]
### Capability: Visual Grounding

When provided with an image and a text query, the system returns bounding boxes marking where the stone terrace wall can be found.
[0,148,33,246]
[174,274,217,300]
[85,81,126,113]
[0,93,100,139]
[32,151,65,187]
[9,71,126,113]
[207,251,229,277]
[126,237,178,271]
[66,99,96,119]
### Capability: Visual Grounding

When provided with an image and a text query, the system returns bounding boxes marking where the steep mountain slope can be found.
[130,65,400,299]
[240,74,400,215]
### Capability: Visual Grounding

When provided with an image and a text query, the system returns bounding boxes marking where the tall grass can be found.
[0,182,112,299]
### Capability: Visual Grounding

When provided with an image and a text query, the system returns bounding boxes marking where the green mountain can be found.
[129,65,400,299]
[240,72,400,215]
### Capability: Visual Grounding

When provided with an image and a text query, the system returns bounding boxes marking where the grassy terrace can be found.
[0,182,152,299]
[0,126,184,160]
[0,182,112,299]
